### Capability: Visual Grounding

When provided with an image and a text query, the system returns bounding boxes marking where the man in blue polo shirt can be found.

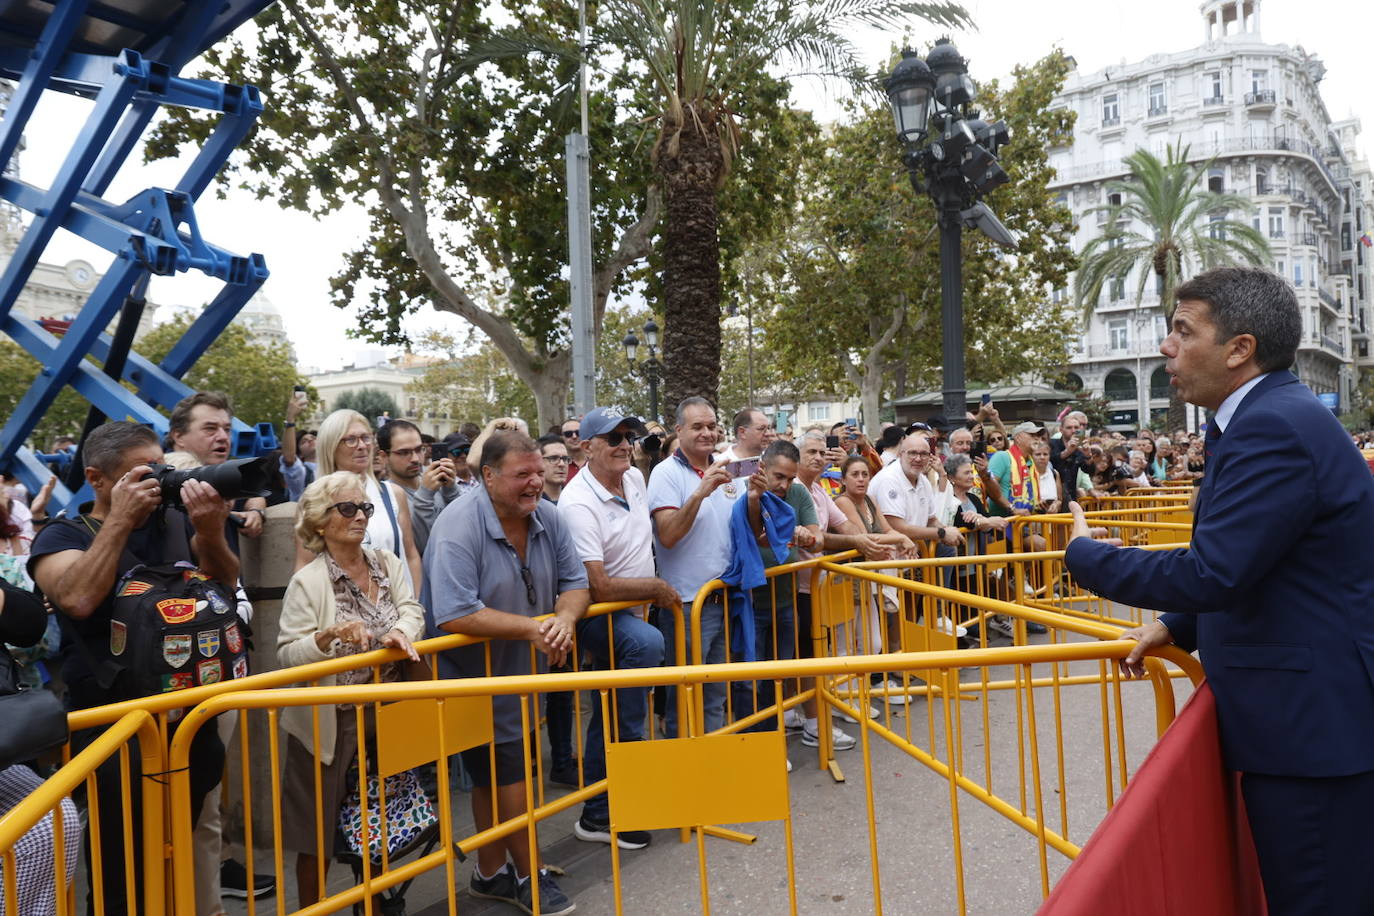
[647,396,736,736]
[423,430,587,916]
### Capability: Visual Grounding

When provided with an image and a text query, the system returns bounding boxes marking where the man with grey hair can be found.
[647,397,737,736]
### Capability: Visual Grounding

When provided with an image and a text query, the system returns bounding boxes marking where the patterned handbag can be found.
[338,768,438,864]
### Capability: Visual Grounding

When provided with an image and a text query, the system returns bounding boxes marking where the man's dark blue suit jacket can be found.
[1066,370,1374,777]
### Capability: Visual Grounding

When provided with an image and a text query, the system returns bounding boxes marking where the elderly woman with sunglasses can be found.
[277,470,425,908]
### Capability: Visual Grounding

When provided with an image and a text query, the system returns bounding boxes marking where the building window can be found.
[1208,168,1225,194]
[1294,262,1303,286]
[1102,92,1120,124]
[1205,70,1223,100]
[1103,368,1137,401]
[1344,224,1353,250]
[1109,275,1126,301]
[807,404,829,422]
[1109,319,1129,349]
[1148,81,1166,115]
[1208,214,1225,239]
[1255,167,1269,194]
[1251,69,1267,92]
[1275,259,1285,280]
[1268,208,1285,239]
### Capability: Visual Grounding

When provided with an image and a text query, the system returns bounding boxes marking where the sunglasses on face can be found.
[597,430,639,448]
[328,501,375,519]
[562,429,580,439]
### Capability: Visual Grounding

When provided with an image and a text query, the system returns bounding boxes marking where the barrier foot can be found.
[695,825,757,845]
[828,759,846,783]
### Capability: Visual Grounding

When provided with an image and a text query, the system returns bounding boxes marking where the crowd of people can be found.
[0,386,1225,916]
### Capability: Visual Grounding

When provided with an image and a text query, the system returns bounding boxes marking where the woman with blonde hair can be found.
[277,471,426,907]
[299,409,423,591]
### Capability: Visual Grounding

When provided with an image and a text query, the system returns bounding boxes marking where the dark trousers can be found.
[71,681,223,916]
[1241,768,1374,914]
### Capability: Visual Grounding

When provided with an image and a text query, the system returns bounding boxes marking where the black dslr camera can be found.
[143,456,273,509]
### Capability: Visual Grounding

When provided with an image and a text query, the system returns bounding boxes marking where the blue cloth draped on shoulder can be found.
[720,490,795,662]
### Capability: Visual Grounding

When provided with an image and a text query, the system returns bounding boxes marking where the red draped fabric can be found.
[1040,682,1266,915]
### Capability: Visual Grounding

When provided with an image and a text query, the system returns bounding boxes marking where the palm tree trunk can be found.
[657,103,725,416]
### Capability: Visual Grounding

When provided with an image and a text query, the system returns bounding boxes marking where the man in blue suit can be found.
[1065,267,1374,913]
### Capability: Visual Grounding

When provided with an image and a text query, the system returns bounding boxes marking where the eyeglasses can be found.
[542,454,572,464]
[327,501,375,519]
[519,565,537,606]
[385,446,424,459]
[341,434,374,448]
[561,429,580,439]
[596,430,639,447]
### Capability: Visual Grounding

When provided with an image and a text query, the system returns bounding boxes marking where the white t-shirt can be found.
[870,460,936,528]
[647,452,741,603]
[1039,467,1058,503]
[363,476,413,590]
[559,465,655,581]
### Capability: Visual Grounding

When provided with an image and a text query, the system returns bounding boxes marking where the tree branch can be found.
[592,187,661,333]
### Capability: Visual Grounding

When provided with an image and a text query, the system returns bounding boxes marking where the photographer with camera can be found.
[169,392,268,541]
[28,422,238,915]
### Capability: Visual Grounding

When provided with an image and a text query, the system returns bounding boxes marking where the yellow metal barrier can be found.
[0,710,165,916]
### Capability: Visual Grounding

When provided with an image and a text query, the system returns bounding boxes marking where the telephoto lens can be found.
[146,456,273,508]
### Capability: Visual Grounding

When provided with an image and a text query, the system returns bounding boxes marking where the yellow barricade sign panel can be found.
[606,733,789,831]
[376,695,494,779]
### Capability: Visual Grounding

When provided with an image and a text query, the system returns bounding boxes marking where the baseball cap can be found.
[1010,421,1045,436]
[580,406,643,439]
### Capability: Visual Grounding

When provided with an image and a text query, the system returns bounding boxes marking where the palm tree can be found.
[1074,142,1271,430]
[593,0,970,414]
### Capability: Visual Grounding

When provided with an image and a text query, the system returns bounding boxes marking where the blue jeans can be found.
[577,610,665,825]
[657,596,727,738]
[733,588,796,732]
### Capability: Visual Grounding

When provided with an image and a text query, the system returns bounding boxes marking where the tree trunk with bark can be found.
[657,103,726,417]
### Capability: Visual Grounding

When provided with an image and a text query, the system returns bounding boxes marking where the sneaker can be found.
[517,869,576,915]
[839,705,880,723]
[549,762,581,788]
[1025,621,1048,634]
[786,757,793,772]
[801,724,856,751]
[574,815,651,850]
[987,616,1015,638]
[783,707,805,732]
[877,677,911,706]
[470,865,519,906]
[220,859,273,900]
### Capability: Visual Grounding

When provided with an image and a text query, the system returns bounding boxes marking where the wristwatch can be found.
[936,526,947,541]
[284,421,296,428]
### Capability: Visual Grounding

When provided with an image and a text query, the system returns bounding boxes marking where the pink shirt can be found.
[799,477,849,594]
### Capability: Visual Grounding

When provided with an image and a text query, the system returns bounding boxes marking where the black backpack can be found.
[51,514,251,714]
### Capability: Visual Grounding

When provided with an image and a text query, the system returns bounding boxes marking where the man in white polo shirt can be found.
[647,396,737,737]
[559,407,670,850]
[868,432,964,700]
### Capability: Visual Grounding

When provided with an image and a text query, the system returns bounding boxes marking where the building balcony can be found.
[1070,342,1165,360]
[1244,89,1276,110]
[1319,288,1343,312]
[1100,115,1121,128]
[1145,104,1169,121]
[1051,135,1340,195]
[1296,232,1318,247]
[1319,334,1345,358]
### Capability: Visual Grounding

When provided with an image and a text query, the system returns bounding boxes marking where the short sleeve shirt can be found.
[798,479,843,594]
[422,484,588,742]
[986,449,1013,517]
[647,451,739,603]
[558,466,654,580]
[870,460,935,528]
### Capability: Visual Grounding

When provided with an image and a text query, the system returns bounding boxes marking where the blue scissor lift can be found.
[0,0,276,515]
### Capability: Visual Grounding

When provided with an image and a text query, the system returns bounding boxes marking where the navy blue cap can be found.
[580,407,642,439]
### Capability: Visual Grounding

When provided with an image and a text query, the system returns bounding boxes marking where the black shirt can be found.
[28,507,195,693]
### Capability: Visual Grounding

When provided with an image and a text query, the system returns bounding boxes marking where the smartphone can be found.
[970,440,986,460]
[429,442,450,462]
[981,393,992,405]
[725,457,760,478]
[825,435,840,450]
[774,413,787,433]
[293,384,307,393]
[845,417,857,428]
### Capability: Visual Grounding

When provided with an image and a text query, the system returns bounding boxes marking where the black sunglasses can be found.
[561,429,580,439]
[597,430,639,447]
[328,501,375,519]
[519,565,537,606]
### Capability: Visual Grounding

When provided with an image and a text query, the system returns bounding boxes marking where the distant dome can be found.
[241,291,281,318]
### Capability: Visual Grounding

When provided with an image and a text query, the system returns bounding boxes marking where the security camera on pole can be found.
[885,40,1017,429]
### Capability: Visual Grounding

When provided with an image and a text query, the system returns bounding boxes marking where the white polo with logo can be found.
[870,458,936,528]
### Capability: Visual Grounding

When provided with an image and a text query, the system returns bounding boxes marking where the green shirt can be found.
[987,449,1013,517]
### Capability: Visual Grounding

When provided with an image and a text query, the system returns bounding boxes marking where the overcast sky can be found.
[18,0,1372,372]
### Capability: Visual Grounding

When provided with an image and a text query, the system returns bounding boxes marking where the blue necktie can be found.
[1204,421,1222,459]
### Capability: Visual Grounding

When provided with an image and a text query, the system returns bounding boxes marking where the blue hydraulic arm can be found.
[0,0,275,516]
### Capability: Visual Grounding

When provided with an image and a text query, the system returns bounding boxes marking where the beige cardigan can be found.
[276,548,426,765]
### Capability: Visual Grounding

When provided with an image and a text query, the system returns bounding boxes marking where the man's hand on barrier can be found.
[380,627,421,662]
[182,479,231,534]
[856,533,888,560]
[941,526,965,547]
[537,613,576,667]
[650,578,682,611]
[1068,501,1122,547]
[1119,620,1174,678]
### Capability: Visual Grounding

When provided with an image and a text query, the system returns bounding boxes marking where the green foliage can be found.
[759,48,1079,409]
[1063,393,1114,431]
[331,387,401,424]
[405,332,538,430]
[138,316,310,428]
[0,337,91,449]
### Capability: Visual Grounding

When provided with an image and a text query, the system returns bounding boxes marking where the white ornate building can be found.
[1048,0,1368,427]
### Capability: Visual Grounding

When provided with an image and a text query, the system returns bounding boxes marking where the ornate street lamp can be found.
[886,39,1016,428]
[623,318,663,423]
